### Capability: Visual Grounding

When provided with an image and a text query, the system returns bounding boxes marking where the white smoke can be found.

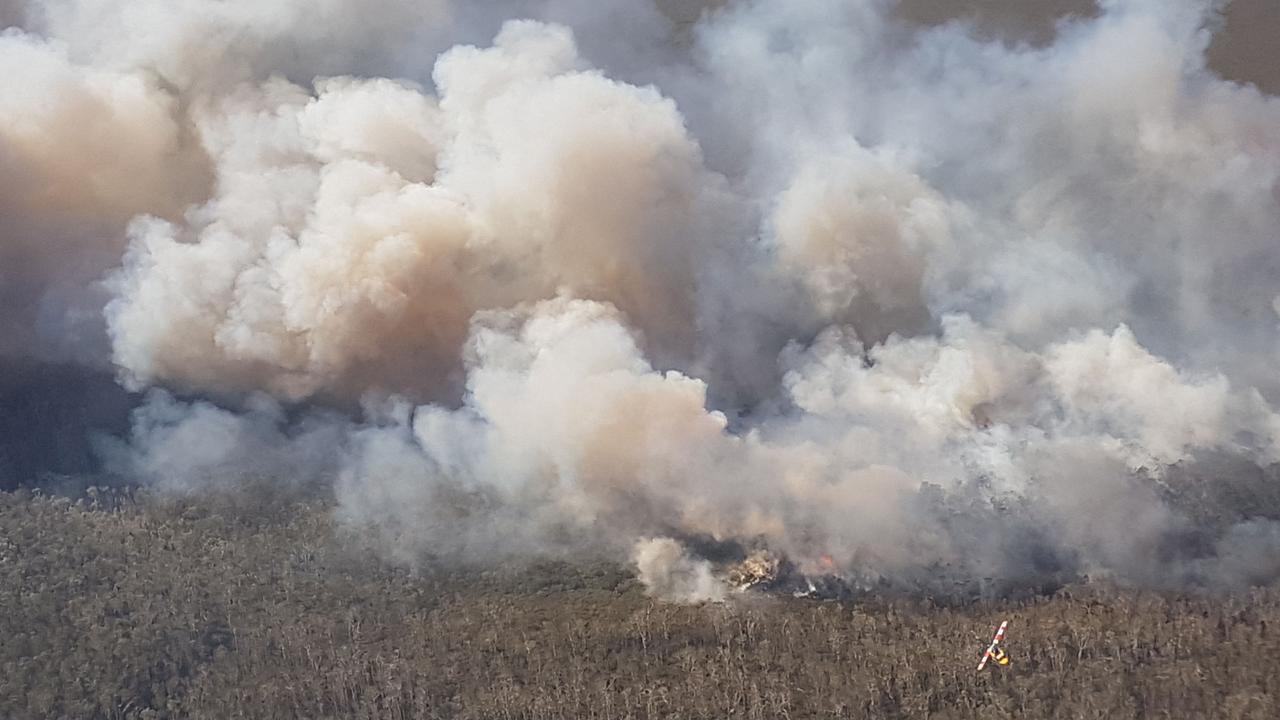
[103,390,351,493]
[633,538,726,603]
[5,0,1280,596]
[103,21,723,400]
[0,28,206,361]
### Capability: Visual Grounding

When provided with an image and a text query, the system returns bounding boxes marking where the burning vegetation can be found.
[4,486,1280,720]
[4,0,1280,716]
[722,550,854,599]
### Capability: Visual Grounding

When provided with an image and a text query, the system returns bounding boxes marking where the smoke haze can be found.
[4,0,1280,598]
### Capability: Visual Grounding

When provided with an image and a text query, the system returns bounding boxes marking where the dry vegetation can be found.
[3,487,1279,720]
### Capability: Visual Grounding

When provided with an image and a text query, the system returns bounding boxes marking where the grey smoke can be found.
[3,0,1280,597]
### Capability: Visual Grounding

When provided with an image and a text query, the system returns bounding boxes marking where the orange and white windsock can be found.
[977,620,1010,671]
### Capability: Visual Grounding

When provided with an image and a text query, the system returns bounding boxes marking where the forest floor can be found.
[3,486,1278,720]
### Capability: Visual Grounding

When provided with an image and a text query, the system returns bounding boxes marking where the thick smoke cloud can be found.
[0,28,206,361]
[5,0,1280,598]
[105,22,726,400]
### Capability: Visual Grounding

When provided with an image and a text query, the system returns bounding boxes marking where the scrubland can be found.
[3,487,1278,720]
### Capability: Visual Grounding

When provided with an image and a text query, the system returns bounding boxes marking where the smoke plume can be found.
[5,0,1280,599]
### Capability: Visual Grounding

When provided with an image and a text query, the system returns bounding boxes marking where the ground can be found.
[3,487,1278,719]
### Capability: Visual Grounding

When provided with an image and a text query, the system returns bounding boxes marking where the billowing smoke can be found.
[5,0,1280,599]
[633,538,726,603]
